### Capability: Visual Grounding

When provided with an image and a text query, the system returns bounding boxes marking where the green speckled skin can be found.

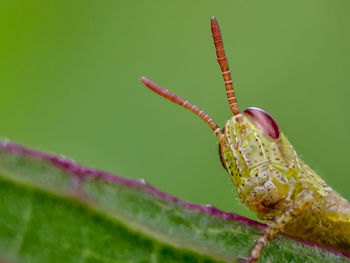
[140,16,350,261]
[220,114,350,252]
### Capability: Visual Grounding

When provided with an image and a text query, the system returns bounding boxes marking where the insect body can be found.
[141,17,350,262]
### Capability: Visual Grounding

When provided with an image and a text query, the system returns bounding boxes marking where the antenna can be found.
[211,17,240,116]
[140,77,225,143]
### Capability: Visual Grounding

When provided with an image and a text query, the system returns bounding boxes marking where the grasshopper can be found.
[141,17,350,262]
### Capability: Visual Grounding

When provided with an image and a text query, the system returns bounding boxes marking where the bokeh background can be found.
[1,0,349,221]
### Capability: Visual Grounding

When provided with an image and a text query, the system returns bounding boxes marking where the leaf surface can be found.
[0,140,348,263]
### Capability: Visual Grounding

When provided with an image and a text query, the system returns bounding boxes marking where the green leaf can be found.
[0,140,348,263]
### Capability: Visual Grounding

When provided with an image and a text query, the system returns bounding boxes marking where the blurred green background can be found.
[1,0,349,221]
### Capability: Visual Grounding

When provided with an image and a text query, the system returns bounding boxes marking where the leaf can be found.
[0,140,348,263]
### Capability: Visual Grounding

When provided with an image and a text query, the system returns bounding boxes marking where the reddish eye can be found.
[243,107,280,139]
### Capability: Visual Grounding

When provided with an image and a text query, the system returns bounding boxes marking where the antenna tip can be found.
[141,76,153,87]
[140,76,160,93]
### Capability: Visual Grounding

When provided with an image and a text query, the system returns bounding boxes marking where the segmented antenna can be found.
[140,77,225,143]
[211,17,240,116]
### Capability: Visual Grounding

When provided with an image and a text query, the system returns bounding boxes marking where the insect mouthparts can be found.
[141,16,350,263]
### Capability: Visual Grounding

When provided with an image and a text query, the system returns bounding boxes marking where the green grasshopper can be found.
[141,17,350,262]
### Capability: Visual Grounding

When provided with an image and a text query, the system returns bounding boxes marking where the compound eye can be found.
[243,107,280,139]
[218,126,228,170]
[219,143,227,170]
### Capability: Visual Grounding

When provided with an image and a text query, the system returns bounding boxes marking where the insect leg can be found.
[241,190,314,263]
